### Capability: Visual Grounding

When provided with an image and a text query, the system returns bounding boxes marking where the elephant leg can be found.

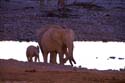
[50,51,57,64]
[29,57,33,62]
[31,57,33,62]
[59,52,64,65]
[27,56,30,62]
[35,55,40,62]
[43,52,48,63]
[35,56,37,62]
[37,56,40,62]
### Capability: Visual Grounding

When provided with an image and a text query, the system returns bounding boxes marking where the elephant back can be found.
[26,45,39,57]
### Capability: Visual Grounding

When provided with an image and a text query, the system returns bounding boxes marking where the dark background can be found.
[0,0,125,42]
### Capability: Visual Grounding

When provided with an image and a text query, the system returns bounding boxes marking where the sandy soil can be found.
[0,59,125,83]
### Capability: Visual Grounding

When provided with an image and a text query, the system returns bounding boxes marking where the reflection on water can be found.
[0,41,125,70]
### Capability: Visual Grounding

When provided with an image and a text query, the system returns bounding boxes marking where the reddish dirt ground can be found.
[0,59,125,83]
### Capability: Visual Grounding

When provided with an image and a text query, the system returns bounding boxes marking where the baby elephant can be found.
[26,45,40,62]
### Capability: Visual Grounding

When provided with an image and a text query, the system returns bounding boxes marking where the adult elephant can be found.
[26,45,40,62]
[37,25,76,66]
[36,25,62,64]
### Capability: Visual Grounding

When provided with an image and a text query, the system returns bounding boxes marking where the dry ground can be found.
[0,59,125,83]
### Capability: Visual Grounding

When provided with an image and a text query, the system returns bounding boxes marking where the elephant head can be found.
[61,28,76,66]
[26,45,40,62]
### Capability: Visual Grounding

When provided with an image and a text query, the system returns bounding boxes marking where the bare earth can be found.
[0,59,125,83]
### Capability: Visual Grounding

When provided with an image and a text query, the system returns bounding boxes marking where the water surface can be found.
[0,41,125,70]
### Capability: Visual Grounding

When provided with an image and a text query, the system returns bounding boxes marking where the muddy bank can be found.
[0,59,125,83]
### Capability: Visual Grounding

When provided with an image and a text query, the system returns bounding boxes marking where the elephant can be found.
[26,45,40,62]
[36,25,63,64]
[37,24,76,66]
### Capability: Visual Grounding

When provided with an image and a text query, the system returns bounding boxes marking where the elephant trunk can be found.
[64,55,76,66]
[69,56,76,66]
